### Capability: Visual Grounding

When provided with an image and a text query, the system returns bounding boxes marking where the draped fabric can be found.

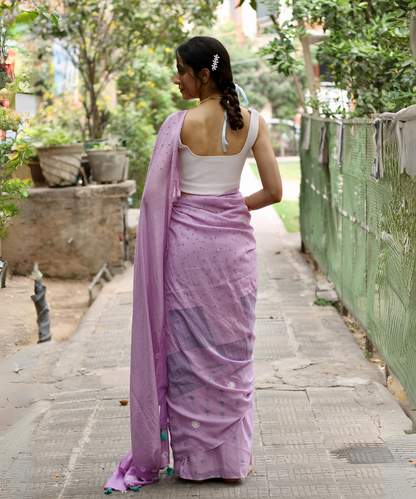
[165,190,257,480]
[105,110,257,491]
[105,111,187,492]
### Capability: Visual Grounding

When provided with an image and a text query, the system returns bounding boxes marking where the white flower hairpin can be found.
[212,54,220,71]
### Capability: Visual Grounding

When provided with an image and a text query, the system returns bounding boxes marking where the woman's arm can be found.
[246,114,283,210]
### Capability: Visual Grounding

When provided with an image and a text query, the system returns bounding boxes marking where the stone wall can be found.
[3,181,136,278]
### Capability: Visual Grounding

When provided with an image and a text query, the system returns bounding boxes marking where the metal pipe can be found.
[89,263,112,304]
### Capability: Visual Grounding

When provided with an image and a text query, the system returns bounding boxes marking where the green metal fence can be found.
[300,114,416,406]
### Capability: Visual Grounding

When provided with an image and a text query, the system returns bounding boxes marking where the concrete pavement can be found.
[1,164,415,498]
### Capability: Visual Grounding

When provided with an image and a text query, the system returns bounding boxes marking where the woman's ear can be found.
[199,68,210,84]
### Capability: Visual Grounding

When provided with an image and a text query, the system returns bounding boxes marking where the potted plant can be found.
[26,148,46,187]
[27,125,83,187]
[86,139,128,183]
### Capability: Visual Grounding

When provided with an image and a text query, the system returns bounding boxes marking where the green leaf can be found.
[14,11,38,24]
[42,12,53,24]
[50,14,59,26]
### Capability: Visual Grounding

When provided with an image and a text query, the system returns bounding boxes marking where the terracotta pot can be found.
[28,161,46,187]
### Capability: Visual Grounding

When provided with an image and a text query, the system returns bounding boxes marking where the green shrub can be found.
[107,103,157,206]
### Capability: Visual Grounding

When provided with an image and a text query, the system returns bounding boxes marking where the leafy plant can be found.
[34,94,84,141]
[106,102,157,205]
[115,48,194,129]
[5,72,33,94]
[26,125,78,147]
[89,138,123,149]
[0,178,30,240]
[0,0,60,257]
[0,132,32,250]
[314,297,334,306]
[241,0,416,117]
[0,132,32,171]
[0,1,59,29]
[0,107,24,133]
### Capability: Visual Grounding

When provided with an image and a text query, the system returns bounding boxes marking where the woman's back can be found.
[178,105,259,195]
[180,104,252,157]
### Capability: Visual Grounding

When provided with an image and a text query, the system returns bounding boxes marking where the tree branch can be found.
[270,14,308,112]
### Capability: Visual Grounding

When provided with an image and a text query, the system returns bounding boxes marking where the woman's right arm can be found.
[246,114,283,210]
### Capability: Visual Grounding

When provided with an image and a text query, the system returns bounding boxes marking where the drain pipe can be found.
[30,264,52,343]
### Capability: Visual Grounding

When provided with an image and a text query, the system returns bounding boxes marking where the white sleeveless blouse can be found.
[178,108,259,195]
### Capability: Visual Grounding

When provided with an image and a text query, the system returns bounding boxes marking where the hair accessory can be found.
[212,54,220,71]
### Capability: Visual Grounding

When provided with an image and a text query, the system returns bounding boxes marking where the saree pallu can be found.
[164,189,257,480]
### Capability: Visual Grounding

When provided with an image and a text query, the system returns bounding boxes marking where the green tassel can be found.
[130,486,140,491]
[161,429,167,441]
[166,466,175,477]
[104,488,112,494]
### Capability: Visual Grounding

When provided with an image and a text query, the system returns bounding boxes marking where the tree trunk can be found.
[298,21,317,104]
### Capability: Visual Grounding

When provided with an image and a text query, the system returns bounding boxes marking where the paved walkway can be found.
[1,165,416,498]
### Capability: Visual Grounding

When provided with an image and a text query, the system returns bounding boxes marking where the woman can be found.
[105,36,282,493]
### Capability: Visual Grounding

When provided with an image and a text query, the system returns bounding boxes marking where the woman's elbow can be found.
[269,184,283,204]
[274,191,283,203]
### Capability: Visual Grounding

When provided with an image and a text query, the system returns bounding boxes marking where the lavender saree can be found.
[105,110,257,491]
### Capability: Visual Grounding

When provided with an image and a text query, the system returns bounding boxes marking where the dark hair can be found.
[176,36,244,130]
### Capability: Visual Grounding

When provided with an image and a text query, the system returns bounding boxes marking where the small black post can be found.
[0,258,7,288]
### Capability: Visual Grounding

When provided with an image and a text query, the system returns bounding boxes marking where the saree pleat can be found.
[164,190,257,479]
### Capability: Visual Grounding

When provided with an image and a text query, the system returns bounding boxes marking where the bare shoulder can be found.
[181,105,206,130]
[257,113,270,136]
[242,107,264,128]
[240,107,251,126]
[183,105,201,122]
[253,113,272,150]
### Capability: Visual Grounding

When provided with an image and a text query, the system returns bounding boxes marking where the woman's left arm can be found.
[246,114,283,210]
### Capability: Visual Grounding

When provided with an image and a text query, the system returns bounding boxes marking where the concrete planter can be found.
[37,144,84,187]
[87,147,127,183]
[15,93,41,116]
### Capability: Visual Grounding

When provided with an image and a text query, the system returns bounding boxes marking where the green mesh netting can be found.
[300,115,416,406]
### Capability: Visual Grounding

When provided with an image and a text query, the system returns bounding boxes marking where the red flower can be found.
[1,99,10,109]
[0,130,4,139]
